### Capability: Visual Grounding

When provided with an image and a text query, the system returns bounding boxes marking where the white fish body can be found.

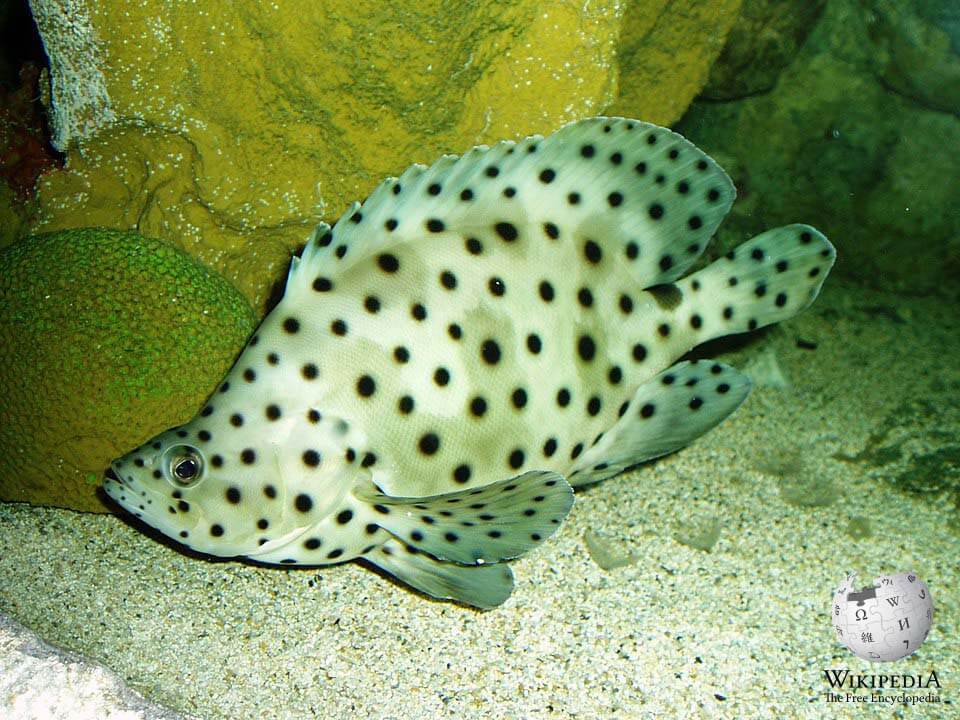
[104,117,835,608]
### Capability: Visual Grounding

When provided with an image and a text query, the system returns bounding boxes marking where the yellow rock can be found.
[29,0,741,310]
[0,228,257,512]
[611,0,744,123]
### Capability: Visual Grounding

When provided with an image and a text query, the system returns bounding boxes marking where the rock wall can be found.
[677,0,960,294]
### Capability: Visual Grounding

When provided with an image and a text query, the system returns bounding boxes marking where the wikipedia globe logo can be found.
[832,571,933,662]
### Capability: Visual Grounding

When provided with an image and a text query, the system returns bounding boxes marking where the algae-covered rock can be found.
[702,0,827,100]
[865,0,960,116]
[0,228,257,512]
[27,0,741,310]
[675,0,960,294]
[608,0,744,122]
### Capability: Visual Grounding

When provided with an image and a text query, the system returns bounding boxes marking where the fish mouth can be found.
[101,465,131,510]
[101,466,188,542]
[101,461,152,517]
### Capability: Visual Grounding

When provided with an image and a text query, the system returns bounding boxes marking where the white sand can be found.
[1,281,957,719]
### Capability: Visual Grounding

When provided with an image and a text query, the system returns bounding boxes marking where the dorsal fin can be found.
[284,117,735,300]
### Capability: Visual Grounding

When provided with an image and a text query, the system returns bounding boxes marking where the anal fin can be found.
[569,361,752,487]
[365,538,514,610]
[355,471,573,565]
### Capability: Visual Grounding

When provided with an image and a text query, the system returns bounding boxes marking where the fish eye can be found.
[174,457,199,480]
[162,445,205,487]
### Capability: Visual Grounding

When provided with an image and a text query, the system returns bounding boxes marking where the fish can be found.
[103,117,835,608]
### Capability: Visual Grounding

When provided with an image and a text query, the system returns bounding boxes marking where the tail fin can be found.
[678,224,835,337]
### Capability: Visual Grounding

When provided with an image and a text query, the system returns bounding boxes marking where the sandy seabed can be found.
[1,281,957,720]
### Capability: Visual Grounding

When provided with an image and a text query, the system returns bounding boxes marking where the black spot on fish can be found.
[419,433,440,455]
[577,335,596,362]
[648,283,683,310]
[583,240,602,264]
[481,339,501,365]
[539,281,555,302]
[470,396,487,417]
[494,222,518,242]
[357,375,376,397]
[377,253,400,273]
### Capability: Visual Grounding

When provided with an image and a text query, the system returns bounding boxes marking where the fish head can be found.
[104,395,359,559]
[104,426,226,551]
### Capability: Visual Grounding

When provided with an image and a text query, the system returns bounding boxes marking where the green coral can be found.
[0,228,257,511]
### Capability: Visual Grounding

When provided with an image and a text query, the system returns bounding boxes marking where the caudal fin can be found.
[678,224,836,337]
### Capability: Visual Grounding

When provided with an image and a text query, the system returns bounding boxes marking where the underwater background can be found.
[0,0,957,718]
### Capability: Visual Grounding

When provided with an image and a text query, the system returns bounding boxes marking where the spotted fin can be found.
[366,538,514,609]
[676,224,836,334]
[355,471,573,565]
[569,361,751,487]
[283,116,736,296]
